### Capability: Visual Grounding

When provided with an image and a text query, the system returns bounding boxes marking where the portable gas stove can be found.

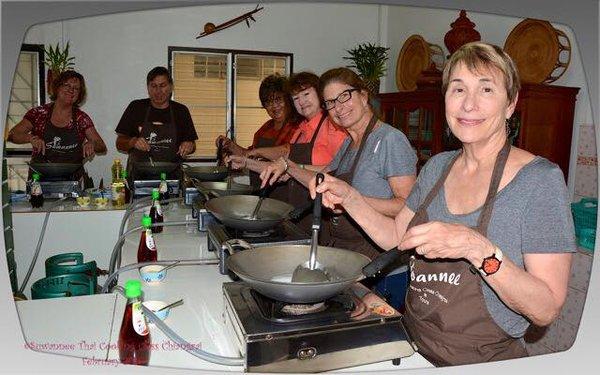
[207,221,310,275]
[133,179,180,198]
[223,281,415,373]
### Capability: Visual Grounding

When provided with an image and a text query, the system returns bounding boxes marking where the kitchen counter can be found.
[13,201,432,372]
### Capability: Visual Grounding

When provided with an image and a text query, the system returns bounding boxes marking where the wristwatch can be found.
[479,246,503,276]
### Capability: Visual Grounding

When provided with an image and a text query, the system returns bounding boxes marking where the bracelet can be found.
[280,157,289,173]
[299,164,305,169]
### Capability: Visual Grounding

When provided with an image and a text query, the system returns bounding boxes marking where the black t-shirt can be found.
[115,98,198,142]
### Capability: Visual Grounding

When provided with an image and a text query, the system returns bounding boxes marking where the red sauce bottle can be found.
[149,189,163,234]
[137,215,157,263]
[118,279,151,365]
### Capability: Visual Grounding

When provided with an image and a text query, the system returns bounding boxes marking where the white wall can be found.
[20,2,592,193]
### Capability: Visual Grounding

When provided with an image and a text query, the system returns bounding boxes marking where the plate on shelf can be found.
[396,35,431,92]
[504,18,571,84]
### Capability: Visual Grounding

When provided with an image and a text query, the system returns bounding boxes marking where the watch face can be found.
[482,257,501,275]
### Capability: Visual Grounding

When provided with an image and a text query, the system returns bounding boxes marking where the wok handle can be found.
[223,239,253,255]
[312,173,325,230]
[362,249,402,278]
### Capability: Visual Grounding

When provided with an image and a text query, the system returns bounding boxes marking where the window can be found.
[3,44,45,191]
[169,47,292,160]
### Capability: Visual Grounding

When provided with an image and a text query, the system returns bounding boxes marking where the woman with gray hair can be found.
[310,42,575,365]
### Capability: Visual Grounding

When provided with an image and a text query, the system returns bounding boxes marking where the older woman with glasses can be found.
[8,70,107,182]
[309,43,575,366]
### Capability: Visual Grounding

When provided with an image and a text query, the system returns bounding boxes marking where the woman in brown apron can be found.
[8,70,107,184]
[311,43,575,366]
[226,72,347,233]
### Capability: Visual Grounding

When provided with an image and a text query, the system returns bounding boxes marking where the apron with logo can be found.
[31,104,85,181]
[326,114,381,260]
[403,140,528,366]
[127,102,179,182]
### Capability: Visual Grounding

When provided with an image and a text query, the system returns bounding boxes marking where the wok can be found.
[205,195,293,232]
[29,162,82,179]
[194,180,254,197]
[134,161,180,179]
[182,164,229,181]
[225,242,401,303]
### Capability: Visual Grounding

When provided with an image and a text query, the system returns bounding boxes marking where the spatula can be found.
[291,173,329,283]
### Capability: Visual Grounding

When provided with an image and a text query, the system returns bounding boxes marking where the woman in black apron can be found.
[8,70,107,185]
[310,43,575,366]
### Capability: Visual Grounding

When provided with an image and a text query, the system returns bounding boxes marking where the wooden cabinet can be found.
[378,83,579,178]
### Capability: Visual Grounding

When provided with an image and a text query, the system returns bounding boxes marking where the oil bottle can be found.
[158,172,169,206]
[29,173,44,208]
[111,158,123,184]
[149,189,163,234]
[118,279,151,366]
[137,215,157,263]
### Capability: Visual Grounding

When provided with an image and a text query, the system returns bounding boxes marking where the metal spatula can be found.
[292,173,329,283]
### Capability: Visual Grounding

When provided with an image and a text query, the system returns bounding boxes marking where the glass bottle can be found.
[111,159,123,184]
[137,215,157,263]
[158,172,169,206]
[29,173,44,208]
[118,279,151,366]
[149,189,164,234]
[121,170,131,204]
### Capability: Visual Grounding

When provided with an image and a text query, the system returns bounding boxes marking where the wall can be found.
[17,2,593,195]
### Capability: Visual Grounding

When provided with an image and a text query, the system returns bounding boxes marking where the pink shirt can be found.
[291,111,348,166]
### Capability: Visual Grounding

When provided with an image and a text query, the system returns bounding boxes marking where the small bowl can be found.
[139,265,167,284]
[76,196,91,207]
[143,300,169,320]
[94,197,109,207]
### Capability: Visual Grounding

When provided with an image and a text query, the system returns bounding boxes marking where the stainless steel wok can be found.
[134,161,180,179]
[182,164,229,181]
[225,242,396,303]
[192,179,254,197]
[205,194,294,232]
[29,162,82,179]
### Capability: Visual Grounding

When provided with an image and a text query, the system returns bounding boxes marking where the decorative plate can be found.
[396,35,431,92]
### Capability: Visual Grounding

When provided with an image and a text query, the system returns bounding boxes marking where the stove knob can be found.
[297,347,317,360]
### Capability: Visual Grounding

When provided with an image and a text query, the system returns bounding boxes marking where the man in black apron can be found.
[115,66,198,185]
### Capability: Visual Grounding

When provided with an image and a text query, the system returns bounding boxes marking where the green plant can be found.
[44,41,75,73]
[343,42,389,81]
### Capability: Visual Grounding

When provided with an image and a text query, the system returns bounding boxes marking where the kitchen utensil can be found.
[292,173,328,283]
[225,242,403,303]
[149,155,155,167]
[504,18,571,84]
[134,161,180,179]
[156,298,184,312]
[139,265,168,283]
[142,300,170,320]
[249,186,270,220]
[28,162,82,179]
[205,195,293,232]
[159,260,181,272]
[182,164,229,181]
[192,179,253,197]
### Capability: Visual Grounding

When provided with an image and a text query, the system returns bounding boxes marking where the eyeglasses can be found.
[264,96,284,108]
[61,83,81,92]
[322,88,359,110]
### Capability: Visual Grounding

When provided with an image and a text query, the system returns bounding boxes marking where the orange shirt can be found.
[251,119,298,148]
[291,111,348,166]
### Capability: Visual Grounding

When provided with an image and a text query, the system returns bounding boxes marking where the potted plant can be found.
[44,41,75,96]
[343,42,389,94]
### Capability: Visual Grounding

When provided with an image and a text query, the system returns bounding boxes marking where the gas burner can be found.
[281,302,326,316]
[241,229,275,238]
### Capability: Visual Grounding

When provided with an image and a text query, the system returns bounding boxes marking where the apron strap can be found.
[333,114,378,183]
[414,149,462,215]
[291,112,328,144]
[476,139,511,235]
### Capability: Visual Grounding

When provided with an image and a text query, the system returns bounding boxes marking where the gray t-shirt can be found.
[406,150,576,337]
[328,123,417,198]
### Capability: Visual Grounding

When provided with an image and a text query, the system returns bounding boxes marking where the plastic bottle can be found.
[111,159,123,184]
[122,170,131,204]
[149,189,164,234]
[137,215,157,263]
[111,180,125,208]
[158,172,169,206]
[118,279,151,366]
[29,173,44,208]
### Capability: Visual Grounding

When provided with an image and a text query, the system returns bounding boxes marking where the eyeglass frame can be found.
[60,83,81,92]
[263,95,285,108]
[322,88,360,110]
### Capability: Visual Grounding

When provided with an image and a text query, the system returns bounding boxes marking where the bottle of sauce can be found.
[149,189,163,234]
[137,215,157,263]
[118,279,151,366]
[122,170,131,204]
[111,180,125,208]
[29,173,44,208]
[158,172,169,206]
[111,158,123,184]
